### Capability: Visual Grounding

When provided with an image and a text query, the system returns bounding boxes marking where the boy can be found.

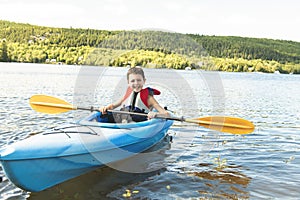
[99,67,169,122]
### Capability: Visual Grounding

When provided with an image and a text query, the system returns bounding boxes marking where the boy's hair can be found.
[127,66,145,80]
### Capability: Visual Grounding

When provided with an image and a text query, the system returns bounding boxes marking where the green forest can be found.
[1,20,300,74]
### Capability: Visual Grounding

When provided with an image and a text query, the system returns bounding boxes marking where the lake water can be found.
[0,62,299,199]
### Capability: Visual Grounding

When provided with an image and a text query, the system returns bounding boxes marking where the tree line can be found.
[188,35,300,63]
[1,20,300,73]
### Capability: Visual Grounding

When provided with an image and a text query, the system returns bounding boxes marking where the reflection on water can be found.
[0,63,300,199]
[29,167,163,200]
[191,166,251,199]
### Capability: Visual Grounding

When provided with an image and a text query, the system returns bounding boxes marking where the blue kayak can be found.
[0,112,173,192]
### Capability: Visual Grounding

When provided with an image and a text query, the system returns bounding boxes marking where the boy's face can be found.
[128,73,145,92]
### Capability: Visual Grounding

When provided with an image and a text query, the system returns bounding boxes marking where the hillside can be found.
[1,20,300,73]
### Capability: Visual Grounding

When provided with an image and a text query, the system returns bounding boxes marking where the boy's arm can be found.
[148,96,169,117]
[99,98,123,113]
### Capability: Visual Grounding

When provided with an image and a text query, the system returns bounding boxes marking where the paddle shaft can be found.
[30,101,95,111]
[30,102,249,128]
[107,110,252,129]
[107,109,184,121]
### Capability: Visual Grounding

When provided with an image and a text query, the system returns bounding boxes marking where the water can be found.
[0,63,299,199]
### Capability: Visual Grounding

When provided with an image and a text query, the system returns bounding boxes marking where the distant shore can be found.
[1,20,300,74]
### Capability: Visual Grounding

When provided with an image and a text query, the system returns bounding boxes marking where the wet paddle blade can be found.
[186,116,255,134]
[29,95,76,114]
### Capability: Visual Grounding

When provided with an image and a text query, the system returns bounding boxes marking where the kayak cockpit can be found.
[76,111,167,129]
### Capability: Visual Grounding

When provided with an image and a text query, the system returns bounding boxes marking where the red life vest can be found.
[121,87,161,112]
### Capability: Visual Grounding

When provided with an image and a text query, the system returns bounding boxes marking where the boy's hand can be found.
[99,104,113,114]
[147,111,157,119]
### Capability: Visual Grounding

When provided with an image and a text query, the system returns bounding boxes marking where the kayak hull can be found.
[0,112,173,192]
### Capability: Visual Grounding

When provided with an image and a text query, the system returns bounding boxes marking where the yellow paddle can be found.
[29,95,255,134]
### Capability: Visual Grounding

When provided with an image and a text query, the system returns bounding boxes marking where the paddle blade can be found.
[30,95,75,114]
[186,116,255,134]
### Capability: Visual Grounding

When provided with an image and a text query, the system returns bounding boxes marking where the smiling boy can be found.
[99,67,169,122]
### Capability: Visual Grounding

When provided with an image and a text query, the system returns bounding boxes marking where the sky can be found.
[1,0,300,42]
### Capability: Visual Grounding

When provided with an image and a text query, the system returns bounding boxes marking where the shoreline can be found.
[0,61,298,75]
